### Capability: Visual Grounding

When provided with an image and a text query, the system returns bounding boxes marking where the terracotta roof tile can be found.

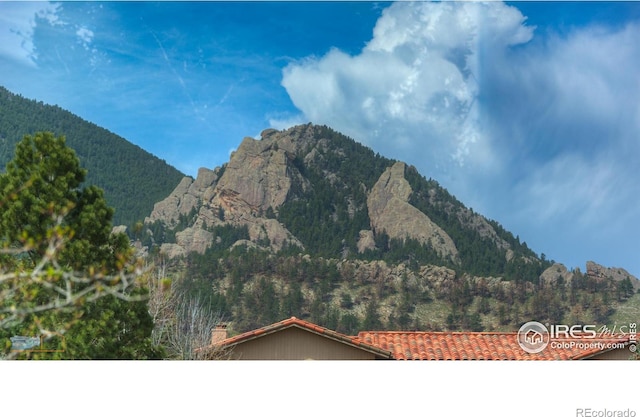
[357,331,634,360]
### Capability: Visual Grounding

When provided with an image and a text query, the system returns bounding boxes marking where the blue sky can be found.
[1,1,639,278]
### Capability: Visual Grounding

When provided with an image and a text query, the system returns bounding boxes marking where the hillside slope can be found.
[0,86,184,226]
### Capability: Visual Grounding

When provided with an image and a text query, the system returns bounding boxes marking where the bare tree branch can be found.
[0,215,148,346]
[145,266,227,359]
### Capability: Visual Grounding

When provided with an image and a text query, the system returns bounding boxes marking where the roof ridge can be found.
[358,331,521,335]
[212,316,394,359]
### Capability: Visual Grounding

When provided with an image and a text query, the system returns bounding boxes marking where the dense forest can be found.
[168,241,636,334]
[0,86,184,227]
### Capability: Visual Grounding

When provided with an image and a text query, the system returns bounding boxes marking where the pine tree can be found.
[0,132,163,359]
[362,298,383,330]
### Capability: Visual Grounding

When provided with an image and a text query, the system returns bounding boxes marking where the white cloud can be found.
[281,1,533,174]
[0,2,62,67]
[76,26,94,50]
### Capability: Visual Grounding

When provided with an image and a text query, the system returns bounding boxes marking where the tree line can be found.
[0,86,184,227]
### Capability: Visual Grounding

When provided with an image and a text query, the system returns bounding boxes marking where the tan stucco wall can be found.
[227,327,378,360]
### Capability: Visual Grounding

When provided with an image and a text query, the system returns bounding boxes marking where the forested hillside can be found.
[275,126,546,281]
[0,86,184,227]
[140,124,640,334]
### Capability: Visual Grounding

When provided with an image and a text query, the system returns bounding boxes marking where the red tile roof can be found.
[214,317,394,359]
[204,317,636,360]
[357,331,635,360]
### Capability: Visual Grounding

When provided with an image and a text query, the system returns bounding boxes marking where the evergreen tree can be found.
[0,132,162,359]
[362,298,383,330]
[337,312,360,335]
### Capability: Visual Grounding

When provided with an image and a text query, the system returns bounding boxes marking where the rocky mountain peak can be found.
[216,136,291,212]
[144,127,318,257]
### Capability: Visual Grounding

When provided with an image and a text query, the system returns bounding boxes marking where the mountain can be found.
[141,124,639,333]
[0,86,184,227]
[146,124,539,276]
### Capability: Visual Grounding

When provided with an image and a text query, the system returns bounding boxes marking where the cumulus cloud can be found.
[0,2,62,67]
[282,1,533,173]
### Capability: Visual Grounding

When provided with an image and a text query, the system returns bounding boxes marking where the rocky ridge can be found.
[142,124,638,288]
[539,261,639,290]
[586,261,640,291]
[145,125,468,261]
[144,126,317,257]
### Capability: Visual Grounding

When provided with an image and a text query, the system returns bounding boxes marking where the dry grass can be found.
[608,292,640,326]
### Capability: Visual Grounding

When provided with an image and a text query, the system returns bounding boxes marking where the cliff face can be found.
[367,162,459,262]
[214,135,295,212]
[146,168,220,227]
[145,127,316,256]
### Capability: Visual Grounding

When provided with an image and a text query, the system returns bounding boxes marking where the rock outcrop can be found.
[356,229,376,253]
[367,162,459,262]
[586,261,640,291]
[214,136,293,212]
[539,261,640,291]
[145,167,221,227]
[143,128,314,257]
[539,263,574,286]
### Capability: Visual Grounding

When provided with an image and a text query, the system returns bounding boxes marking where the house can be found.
[202,316,392,360]
[201,316,637,360]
